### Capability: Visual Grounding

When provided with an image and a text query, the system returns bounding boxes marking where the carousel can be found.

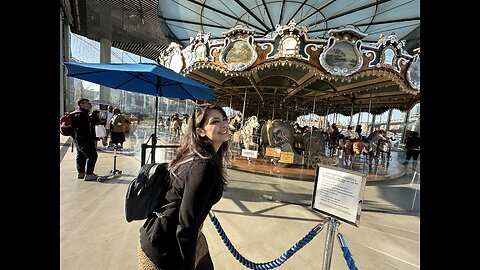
[157,21,420,180]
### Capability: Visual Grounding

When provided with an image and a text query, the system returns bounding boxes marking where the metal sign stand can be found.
[322,217,340,270]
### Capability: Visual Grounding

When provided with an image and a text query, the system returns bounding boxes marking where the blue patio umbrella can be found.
[63,62,216,163]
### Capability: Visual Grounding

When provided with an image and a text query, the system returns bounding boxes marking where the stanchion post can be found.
[322,217,339,270]
[141,143,147,167]
[151,134,157,164]
[410,172,420,211]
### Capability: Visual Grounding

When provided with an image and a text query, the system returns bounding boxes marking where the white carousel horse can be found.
[239,116,260,150]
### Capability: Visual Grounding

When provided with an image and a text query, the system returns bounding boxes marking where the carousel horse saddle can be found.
[352,141,363,155]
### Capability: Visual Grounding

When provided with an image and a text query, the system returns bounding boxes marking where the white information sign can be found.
[311,165,367,226]
[241,149,258,159]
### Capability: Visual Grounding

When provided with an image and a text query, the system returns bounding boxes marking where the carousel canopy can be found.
[159,23,420,119]
[158,0,420,55]
[62,0,420,120]
[62,0,420,66]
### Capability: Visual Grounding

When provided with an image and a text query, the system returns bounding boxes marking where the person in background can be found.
[138,104,230,269]
[228,117,237,135]
[293,123,302,134]
[110,108,127,149]
[341,126,359,140]
[104,105,114,147]
[403,131,420,170]
[90,110,102,149]
[71,98,98,181]
[330,123,340,138]
[181,113,190,138]
[170,113,182,141]
[355,125,363,140]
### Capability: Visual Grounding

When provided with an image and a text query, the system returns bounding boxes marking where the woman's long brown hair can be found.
[167,104,229,184]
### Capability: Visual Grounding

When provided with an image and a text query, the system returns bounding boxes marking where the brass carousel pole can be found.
[229,83,233,118]
[357,106,362,126]
[272,89,276,120]
[241,88,247,127]
[349,99,354,127]
[324,103,330,130]
[369,114,377,134]
[366,95,372,134]
[386,107,393,132]
[308,96,316,157]
[401,110,410,144]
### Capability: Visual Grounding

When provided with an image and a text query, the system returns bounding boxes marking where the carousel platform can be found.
[227,150,407,182]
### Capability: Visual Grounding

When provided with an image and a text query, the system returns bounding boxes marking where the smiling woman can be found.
[138,104,231,270]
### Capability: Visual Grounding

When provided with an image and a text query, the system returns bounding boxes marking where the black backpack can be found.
[60,109,82,136]
[125,162,179,222]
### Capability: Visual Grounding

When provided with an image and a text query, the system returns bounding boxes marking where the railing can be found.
[209,212,359,270]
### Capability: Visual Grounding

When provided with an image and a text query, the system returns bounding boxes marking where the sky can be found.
[69,33,416,126]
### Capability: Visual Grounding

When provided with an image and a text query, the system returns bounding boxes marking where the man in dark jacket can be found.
[403,131,420,170]
[71,98,98,181]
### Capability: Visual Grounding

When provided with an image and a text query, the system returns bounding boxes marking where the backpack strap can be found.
[153,201,181,218]
[151,157,196,216]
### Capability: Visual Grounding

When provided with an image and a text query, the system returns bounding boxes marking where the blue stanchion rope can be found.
[208,210,325,270]
[337,233,359,270]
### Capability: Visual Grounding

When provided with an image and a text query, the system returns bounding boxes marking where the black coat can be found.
[140,157,224,269]
[405,136,420,149]
[71,108,95,146]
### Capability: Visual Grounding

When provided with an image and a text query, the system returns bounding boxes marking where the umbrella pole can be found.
[151,93,159,164]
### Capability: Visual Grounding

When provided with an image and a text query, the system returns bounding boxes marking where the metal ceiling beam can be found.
[281,74,319,104]
[367,22,419,36]
[232,0,271,32]
[278,0,286,26]
[187,0,267,34]
[362,0,380,35]
[287,0,309,25]
[308,17,420,33]
[261,0,275,30]
[296,0,336,25]
[353,17,421,27]
[317,81,397,100]
[302,80,338,97]
[159,16,230,30]
[178,35,265,42]
[248,75,265,103]
[305,0,392,27]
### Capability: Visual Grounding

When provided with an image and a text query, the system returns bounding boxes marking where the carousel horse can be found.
[337,129,392,169]
[303,130,326,157]
[269,120,293,147]
[261,121,336,167]
[374,133,392,166]
[339,137,365,168]
[303,130,333,168]
[362,130,392,169]
[239,116,260,150]
[266,120,299,166]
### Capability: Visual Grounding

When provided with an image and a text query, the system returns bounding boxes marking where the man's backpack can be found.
[60,109,81,136]
[125,162,179,222]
